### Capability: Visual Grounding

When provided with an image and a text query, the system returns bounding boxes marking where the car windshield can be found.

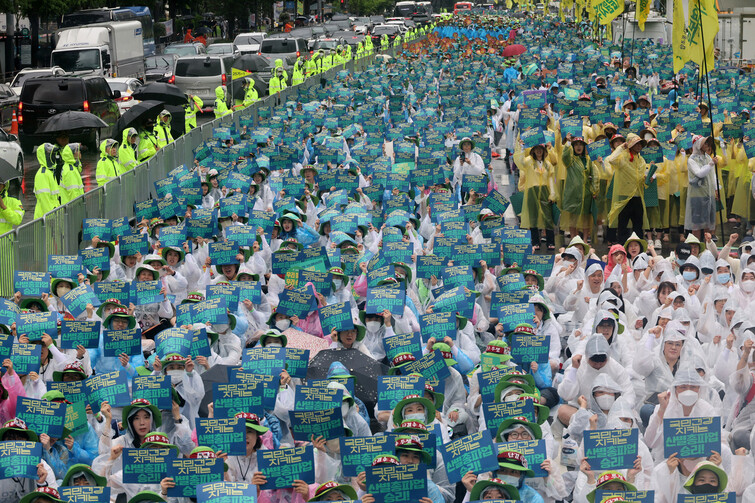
[234,57,270,72]
[51,49,100,73]
[260,40,297,54]
[145,56,173,70]
[235,35,264,45]
[313,40,338,50]
[12,71,51,88]
[374,26,397,34]
[164,45,196,56]
[174,59,222,77]
[207,45,233,54]
[22,80,85,105]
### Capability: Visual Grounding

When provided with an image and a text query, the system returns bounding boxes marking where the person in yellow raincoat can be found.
[560,134,598,242]
[214,85,231,118]
[58,143,84,204]
[670,141,689,233]
[595,132,624,246]
[650,138,673,249]
[513,140,556,250]
[0,177,23,234]
[119,128,139,172]
[604,133,649,245]
[33,143,61,219]
[95,139,121,187]
[184,93,203,131]
[727,136,754,226]
[154,110,174,148]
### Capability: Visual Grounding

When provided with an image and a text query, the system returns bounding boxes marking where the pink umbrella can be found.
[283,328,331,359]
[503,44,527,57]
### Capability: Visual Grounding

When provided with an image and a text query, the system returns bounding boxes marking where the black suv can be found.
[18,76,120,152]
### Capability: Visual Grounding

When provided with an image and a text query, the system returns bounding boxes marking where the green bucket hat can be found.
[422,379,445,410]
[104,305,137,330]
[18,298,48,312]
[432,342,458,366]
[470,478,521,501]
[127,491,166,503]
[586,471,638,503]
[62,464,108,487]
[392,393,436,426]
[19,487,65,503]
[182,292,206,304]
[495,415,543,442]
[123,398,162,429]
[390,261,413,284]
[135,264,160,281]
[190,446,228,471]
[681,461,727,494]
[96,297,124,318]
[459,136,476,150]
[522,269,544,291]
[308,481,358,501]
[497,449,535,478]
[160,246,185,264]
[51,278,75,297]
[336,324,366,342]
[0,418,39,442]
[234,412,270,435]
[260,328,288,347]
[518,392,550,425]
[388,352,417,375]
[494,379,536,403]
[141,431,179,454]
[394,435,432,465]
[52,360,88,382]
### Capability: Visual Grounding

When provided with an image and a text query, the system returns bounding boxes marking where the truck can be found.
[51,20,145,79]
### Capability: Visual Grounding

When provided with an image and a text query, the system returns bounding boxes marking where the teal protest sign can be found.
[497,273,527,292]
[50,381,87,404]
[491,291,533,314]
[65,401,89,437]
[676,494,735,503]
[367,265,395,287]
[158,225,187,248]
[318,302,354,335]
[461,174,488,194]
[234,281,262,305]
[290,408,343,441]
[213,382,265,417]
[242,347,286,375]
[401,350,451,382]
[419,312,457,343]
[277,287,316,318]
[522,254,555,278]
[103,327,142,357]
[416,255,446,279]
[0,441,42,479]
[663,417,720,458]
[224,225,259,247]
[339,435,395,477]
[294,386,343,411]
[441,431,499,484]
[59,486,110,503]
[521,128,546,148]
[478,368,516,404]
[382,241,413,265]
[584,429,639,470]
[93,281,130,305]
[61,284,102,319]
[84,370,131,413]
[11,343,41,374]
[14,272,50,297]
[498,303,537,332]
[80,247,110,273]
[155,327,192,358]
[196,417,246,456]
[130,280,163,306]
[17,311,56,341]
[482,190,510,215]
[167,458,224,498]
[502,242,531,266]
[190,328,212,359]
[510,334,550,365]
[366,284,405,316]
[207,284,241,309]
[111,216,130,238]
[309,377,354,398]
[433,285,474,318]
[133,374,172,410]
[191,297,229,325]
[196,482,257,503]
[16,397,67,438]
[441,265,474,290]
[383,332,423,362]
[82,218,112,242]
[48,255,84,279]
[496,439,548,477]
[210,241,240,266]
[366,463,427,503]
[296,269,332,297]
[257,445,315,490]
[0,299,19,326]
[492,227,531,245]
[483,400,536,434]
[135,199,159,220]
[594,491,654,503]
[228,370,279,409]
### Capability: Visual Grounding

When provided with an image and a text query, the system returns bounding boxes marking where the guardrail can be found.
[0,49,388,297]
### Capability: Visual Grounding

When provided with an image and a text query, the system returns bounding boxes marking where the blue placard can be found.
[366,284,406,316]
[60,284,101,319]
[234,281,262,305]
[196,482,258,503]
[498,303,537,332]
[366,463,427,503]
[416,255,447,280]
[482,190,510,215]
[190,328,212,359]
[131,280,164,306]
[60,320,100,350]
[11,343,41,375]
[64,398,89,439]
[82,218,112,242]
[224,226,259,248]
[132,374,172,410]
[496,439,548,477]
[50,380,87,404]
[297,269,332,297]
[383,331,423,362]
[158,225,188,249]
[80,247,111,273]
[441,265,474,290]
[119,233,150,257]
[241,347,286,376]
[318,302,354,335]
[59,486,111,503]
[377,374,425,411]
[135,199,159,220]
[522,254,555,278]
[92,281,131,305]
[0,333,11,361]
[14,271,51,297]
[111,216,130,237]
[155,327,193,359]
[0,441,42,479]
[210,241,240,266]
[249,210,276,236]
[16,396,67,438]
[257,445,315,490]
[663,416,720,458]
[0,298,19,327]
[483,400,536,434]
[401,350,451,382]
[510,334,550,365]
[191,297,229,325]
[419,311,457,342]
[491,227,530,245]
[290,408,343,441]
[48,255,84,279]
[294,386,343,411]
[167,458,224,498]
[477,368,515,404]
[103,327,142,357]
[277,287,316,319]
[16,311,56,341]
[213,382,265,417]
[84,370,131,414]
[228,371,279,410]
[207,284,241,310]
[584,428,639,470]
[441,431,500,484]
[196,417,247,456]
[594,491,654,503]
[502,243,532,267]
[677,495,735,503]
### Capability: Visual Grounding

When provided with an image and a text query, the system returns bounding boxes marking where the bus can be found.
[453,1,473,14]
[61,7,155,57]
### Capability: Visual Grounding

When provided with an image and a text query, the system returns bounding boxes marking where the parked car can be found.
[311,38,346,54]
[105,77,142,114]
[258,37,309,69]
[232,54,273,98]
[206,43,239,56]
[0,127,24,181]
[163,43,206,57]
[0,84,19,129]
[372,24,402,43]
[9,67,67,96]
[171,55,235,108]
[144,54,179,83]
[233,32,267,54]
[332,31,365,48]
[18,76,120,151]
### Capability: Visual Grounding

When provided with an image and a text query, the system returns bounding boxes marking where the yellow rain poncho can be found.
[605,135,649,229]
[513,144,556,230]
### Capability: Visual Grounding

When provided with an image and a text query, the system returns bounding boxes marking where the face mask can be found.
[496,473,521,488]
[333,279,343,290]
[717,273,730,284]
[677,390,699,406]
[341,403,350,418]
[504,394,519,402]
[213,324,230,333]
[404,412,426,422]
[689,484,718,494]
[366,321,382,332]
[682,271,697,281]
[167,370,184,386]
[275,319,291,331]
[57,285,72,296]
[266,342,282,348]
[741,280,755,293]
[595,394,615,410]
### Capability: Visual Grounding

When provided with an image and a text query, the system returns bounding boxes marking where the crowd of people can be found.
[2,5,755,503]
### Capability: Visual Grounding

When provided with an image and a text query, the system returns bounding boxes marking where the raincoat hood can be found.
[698,250,715,274]
[274,58,284,69]
[122,127,138,145]
[593,309,618,342]
[100,139,118,157]
[585,334,610,359]
[215,85,227,100]
[60,144,76,164]
[36,143,56,168]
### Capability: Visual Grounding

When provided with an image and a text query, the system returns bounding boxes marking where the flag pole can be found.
[696,0,725,241]
[620,5,628,61]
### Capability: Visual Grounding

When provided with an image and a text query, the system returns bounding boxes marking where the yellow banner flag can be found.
[672,0,689,73]
[231,68,252,80]
[636,0,650,31]
[593,0,624,25]
[686,0,718,73]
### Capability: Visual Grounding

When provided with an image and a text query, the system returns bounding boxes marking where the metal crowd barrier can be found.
[0,52,385,297]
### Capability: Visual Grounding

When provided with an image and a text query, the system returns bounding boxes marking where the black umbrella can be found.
[0,157,21,183]
[306,349,388,407]
[132,82,189,106]
[36,111,108,134]
[199,364,232,417]
[115,100,165,139]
